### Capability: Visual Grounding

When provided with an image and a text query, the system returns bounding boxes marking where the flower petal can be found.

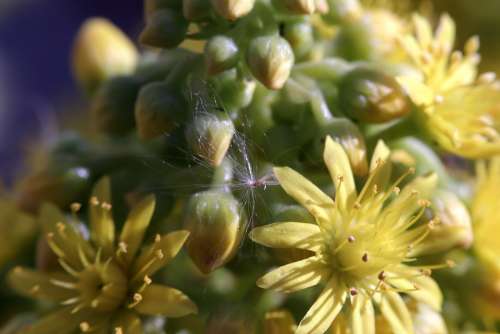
[323,136,357,211]
[131,230,190,283]
[413,14,433,49]
[435,14,455,55]
[40,203,94,271]
[134,284,198,317]
[360,140,392,202]
[396,76,434,106]
[296,276,347,334]
[257,256,330,293]
[387,266,442,311]
[376,291,413,334]
[22,307,86,334]
[273,167,334,224]
[350,294,375,334]
[250,222,323,252]
[112,311,143,334]
[119,194,156,265]
[88,177,115,256]
[7,267,75,302]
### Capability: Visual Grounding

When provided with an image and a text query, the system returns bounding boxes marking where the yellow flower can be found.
[397,14,500,159]
[250,136,442,334]
[8,177,197,334]
[473,157,500,291]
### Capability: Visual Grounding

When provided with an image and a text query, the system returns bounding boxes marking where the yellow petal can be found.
[40,203,94,271]
[323,136,357,212]
[119,194,156,265]
[257,256,330,293]
[435,14,456,54]
[388,267,442,311]
[263,309,296,334]
[7,267,75,302]
[350,294,375,334]
[134,284,198,317]
[412,14,433,49]
[273,167,334,224]
[396,76,434,107]
[22,307,86,334]
[376,291,413,334]
[296,276,346,334]
[88,177,115,255]
[250,222,323,252]
[131,230,190,282]
[112,311,143,334]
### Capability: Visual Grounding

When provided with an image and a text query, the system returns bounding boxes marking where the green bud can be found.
[186,113,235,166]
[283,21,314,60]
[91,76,141,135]
[210,0,256,21]
[306,119,368,176]
[282,0,316,14]
[211,69,256,109]
[140,9,188,49]
[184,190,246,273]
[323,0,361,24]
[183,0,211,21]
[135,82,186,140]
[413,190,473,256]
[339,67,411,123]
[18,166,92,213]
[72,18,138,94]
[247,35,294,90]
[205,36,240,75]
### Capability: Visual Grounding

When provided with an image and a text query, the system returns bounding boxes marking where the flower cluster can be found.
[1,0,500,333]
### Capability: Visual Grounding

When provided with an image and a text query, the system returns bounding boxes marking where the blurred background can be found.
[0,0,499,184]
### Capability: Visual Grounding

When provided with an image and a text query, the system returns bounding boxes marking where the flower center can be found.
[77,260,128,312]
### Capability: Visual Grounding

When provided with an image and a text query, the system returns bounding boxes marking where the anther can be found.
[115,328,124,334]
[349,288,358,296]
[393,187,401,195]
[101,202,112,210]
[144,275,152,285]
[134,293,143,303]
[30,285,40,294]
[478,72,496,84]
[70,202,82,213]
[348,235,356,243]
[155,234,161,243]
[378,271,386,281]
[118,242,128,254]
[90,196,99,206]
[434,95,444,104]
[408,167,416,174]
[155,249,164,260]
[418,199,431,207]
[362,253,369,262]
[353,202,361,209]
[446,260,456,268]
[80,322,91,332]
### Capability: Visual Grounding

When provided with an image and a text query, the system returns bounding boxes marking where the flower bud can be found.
[263,310,296,334]
[184,190,246,273]
[414,190,473,255]
[135,81,187,140]
[212,69,256,109]
[210,0,256,21]
[283,21,314,60]
[281,0,315,15]
[339,67,411,123]
[140,9,188,49]
[247,35,294,90]
[323,0,361,23]
[183,0,212,21]
[91,76,141,135]
[72,18,138,94]
[205,36,240,75]
[306,119,368,176]
[186,113,235,166]
[17,166,92,213]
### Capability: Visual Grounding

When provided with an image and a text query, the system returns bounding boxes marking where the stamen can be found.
[348,235,356,243]
[70,202,82,213]
[90,196,99,206]
[362,253,369,262]
[349,288,358,296]
[80,322,91,332]
[128,293,143,308]
[115,327,124,334]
